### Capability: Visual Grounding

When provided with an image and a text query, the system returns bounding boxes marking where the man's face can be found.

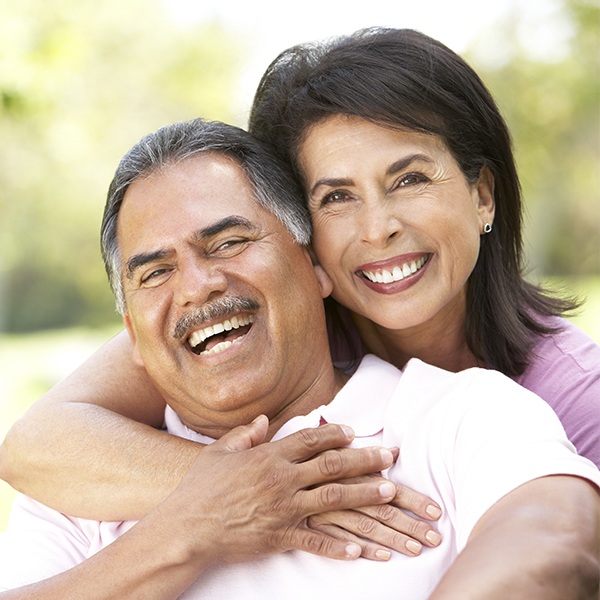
[118,153,333,437]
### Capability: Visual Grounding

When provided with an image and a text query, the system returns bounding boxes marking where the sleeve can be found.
[518,321,600,468]
[447,369,600,551]
[0,494,91,590]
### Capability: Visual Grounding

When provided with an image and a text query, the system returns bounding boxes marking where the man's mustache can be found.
[173,296,259,340]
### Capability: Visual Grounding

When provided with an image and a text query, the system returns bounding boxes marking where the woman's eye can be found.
[320,190,350,206]
[397,172,429,187]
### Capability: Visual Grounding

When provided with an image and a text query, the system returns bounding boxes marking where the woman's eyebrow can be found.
[309,153,435,195]
[309,177,353,196]
[386,153,434,176]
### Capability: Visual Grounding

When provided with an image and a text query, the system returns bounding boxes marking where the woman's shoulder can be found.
[518,315,600,466]
[525,315,600,376]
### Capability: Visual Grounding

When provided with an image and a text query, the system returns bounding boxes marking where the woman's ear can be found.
[123,313,144,368]
[476,165,496,228]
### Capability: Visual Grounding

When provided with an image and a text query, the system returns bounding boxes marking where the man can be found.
[1,119,598,599]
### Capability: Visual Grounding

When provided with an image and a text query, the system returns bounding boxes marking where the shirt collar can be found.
[273,354,401,440]
[165,354,403,443]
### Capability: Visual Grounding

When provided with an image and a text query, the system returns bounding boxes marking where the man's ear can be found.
[304,246,334,298]
[314,264,334,299]
[476,165,496,229]
[123,314,144,368]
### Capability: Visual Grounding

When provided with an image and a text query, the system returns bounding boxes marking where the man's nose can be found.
[173,261,228,307]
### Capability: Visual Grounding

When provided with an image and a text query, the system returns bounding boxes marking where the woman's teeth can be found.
[362,255,428,284]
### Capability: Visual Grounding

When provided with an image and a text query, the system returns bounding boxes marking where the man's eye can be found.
[141,269,169,284]
[213,238,249,254]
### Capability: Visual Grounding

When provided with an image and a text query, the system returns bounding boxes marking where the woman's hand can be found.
[307,473,442,560]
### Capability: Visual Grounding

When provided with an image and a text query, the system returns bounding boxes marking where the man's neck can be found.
[173,358,351,442]
[264,365,351,440]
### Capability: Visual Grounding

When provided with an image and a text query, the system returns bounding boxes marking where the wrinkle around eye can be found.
[396,172,430,188]
[140,267,173,287]
[308,190,357,215]
[210,238,251,257]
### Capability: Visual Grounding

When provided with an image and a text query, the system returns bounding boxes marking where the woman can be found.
[1,27,598,555]
[247,27,600,463]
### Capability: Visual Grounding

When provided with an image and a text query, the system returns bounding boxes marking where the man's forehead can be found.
[122,153,267,219]
[118,153,290,254]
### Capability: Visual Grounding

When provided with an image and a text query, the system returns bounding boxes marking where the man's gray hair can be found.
[101,118,312,314]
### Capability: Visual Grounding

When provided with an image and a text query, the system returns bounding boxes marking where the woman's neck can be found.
[352,307,483,373]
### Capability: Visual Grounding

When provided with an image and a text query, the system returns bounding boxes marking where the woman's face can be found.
[298,115,495,332]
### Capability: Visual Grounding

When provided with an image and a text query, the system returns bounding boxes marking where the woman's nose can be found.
[359,198,403,247]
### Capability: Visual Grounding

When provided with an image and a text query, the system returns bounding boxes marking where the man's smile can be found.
[188,313,255,356]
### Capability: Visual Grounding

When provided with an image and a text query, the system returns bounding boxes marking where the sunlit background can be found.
[0,0,598,529]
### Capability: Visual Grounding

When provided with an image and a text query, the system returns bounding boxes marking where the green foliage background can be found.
[0,0,246,332]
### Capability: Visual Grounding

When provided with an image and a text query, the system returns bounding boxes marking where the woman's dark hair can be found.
[248,27,578,377]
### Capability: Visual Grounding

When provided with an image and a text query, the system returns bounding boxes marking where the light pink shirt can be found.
[331,311,600,467]
[1,357,598,598]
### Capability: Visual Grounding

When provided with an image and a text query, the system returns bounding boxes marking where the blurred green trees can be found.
[471,0,599,280]
[0,0,245,332]
[0,0,598,333]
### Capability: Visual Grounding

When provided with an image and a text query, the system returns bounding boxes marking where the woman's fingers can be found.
[308,505,441,558]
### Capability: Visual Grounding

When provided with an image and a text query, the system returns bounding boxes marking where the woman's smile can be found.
[357,252,431,290]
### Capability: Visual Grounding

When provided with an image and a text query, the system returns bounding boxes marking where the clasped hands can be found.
[157,415,442,567]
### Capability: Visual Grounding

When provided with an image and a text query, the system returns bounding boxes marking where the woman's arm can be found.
[430,475,600,599]
[0,330,442,552]
[0,330,194,520]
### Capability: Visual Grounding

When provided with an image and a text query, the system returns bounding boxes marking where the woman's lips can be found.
[356,253,431,293]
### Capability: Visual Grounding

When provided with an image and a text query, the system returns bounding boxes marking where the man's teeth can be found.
[188,314,254,350]
[362,255,428,284]
[202,338,242,356]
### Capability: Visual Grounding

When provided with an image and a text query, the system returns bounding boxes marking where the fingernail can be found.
[426,505,442,519]
[406,540,422,555]
[426,530,442,546]
[340,425,355,439]
[379,482,396,498]
[345,543,361,559]
[375,548,392,561]
[379,448,393,463]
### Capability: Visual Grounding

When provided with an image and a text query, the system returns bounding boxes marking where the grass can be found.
[0,276,598,531]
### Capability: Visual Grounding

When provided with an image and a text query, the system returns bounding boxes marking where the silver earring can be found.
[483,223,492,234]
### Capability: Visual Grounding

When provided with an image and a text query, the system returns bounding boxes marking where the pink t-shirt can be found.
[330,311,600,467]
[515,316,600,466]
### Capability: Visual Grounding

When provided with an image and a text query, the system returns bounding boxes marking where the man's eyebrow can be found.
[191,215,259,241]
[125,216,259,279]
[126,249,170,280]
[308,153,434,195]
